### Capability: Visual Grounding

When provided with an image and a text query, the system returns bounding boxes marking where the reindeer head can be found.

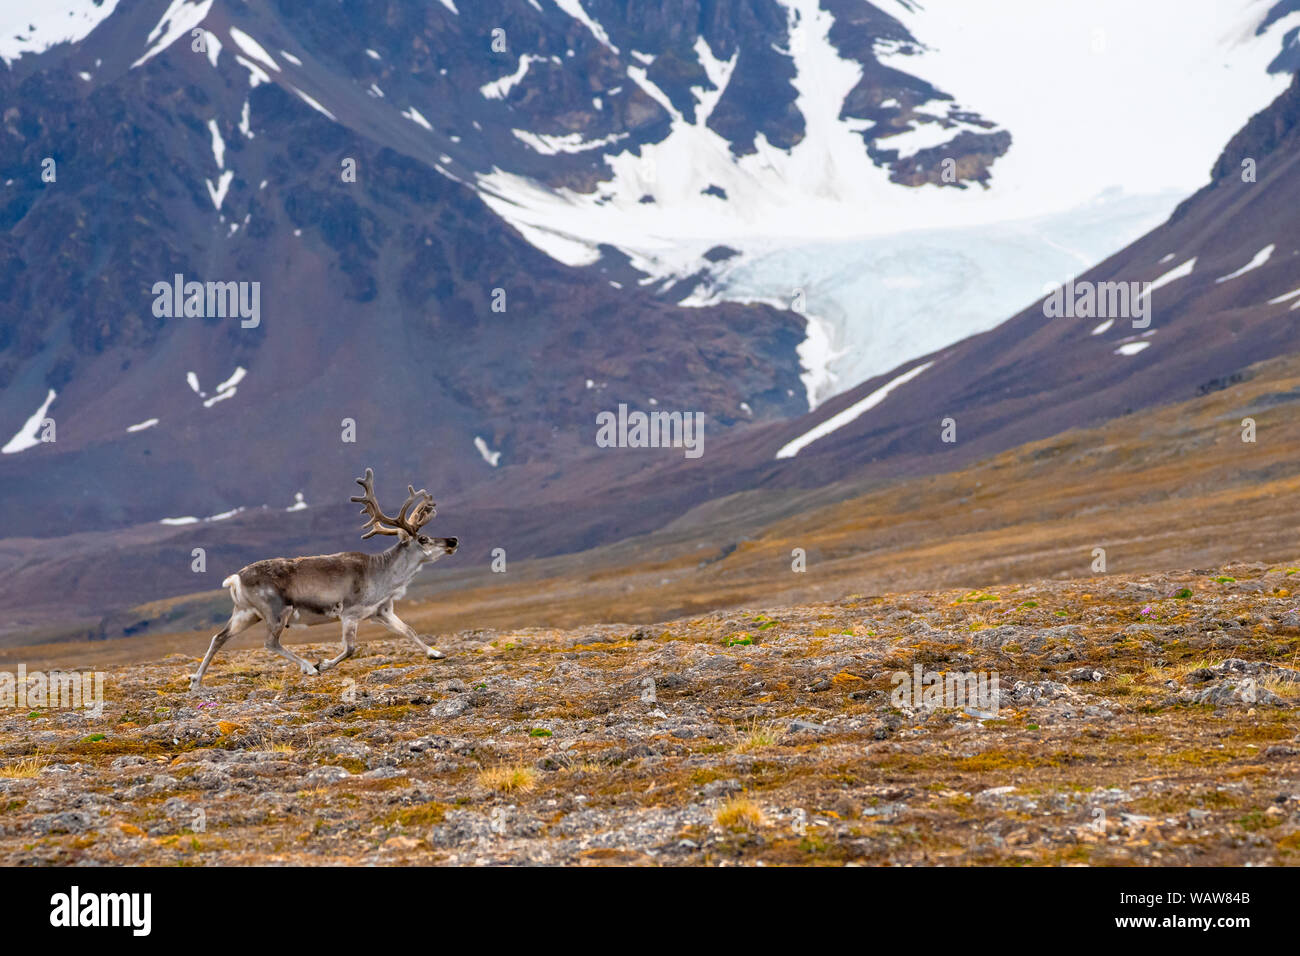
[351,468,458,561]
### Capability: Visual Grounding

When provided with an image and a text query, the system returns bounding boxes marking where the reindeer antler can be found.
[351,468,436,539]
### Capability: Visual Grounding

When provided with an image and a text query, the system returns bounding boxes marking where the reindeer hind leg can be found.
[190,607,259,691]
[263,604,321,676]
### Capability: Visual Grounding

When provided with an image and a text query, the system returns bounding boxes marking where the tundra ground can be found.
[3,563,1300,865]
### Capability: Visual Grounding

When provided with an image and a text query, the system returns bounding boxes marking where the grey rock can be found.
[1189,680,1285,708]
[430,695,471,718]
[31,811,94,835]
[1062,667,1104,683]
[788,719,831,733]
[305,765,353,784]
[361,766,406,780]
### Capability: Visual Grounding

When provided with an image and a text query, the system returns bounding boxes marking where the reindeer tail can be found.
[222,573,244,603]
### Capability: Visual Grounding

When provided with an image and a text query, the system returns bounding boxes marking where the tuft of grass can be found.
[1141,656,1223,683]
[478,763,537,793]
[379,802,448,827]
[733,717,780,753]
[0,753,49,779]
[562,760,605,776]
[715,794,766,831]
[1257,673,1300,697]
[256,734,295,754]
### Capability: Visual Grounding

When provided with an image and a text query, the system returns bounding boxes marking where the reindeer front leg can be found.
[376,604,445,660]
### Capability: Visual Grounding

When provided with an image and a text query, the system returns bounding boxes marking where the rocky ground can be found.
[4,562,1300,865]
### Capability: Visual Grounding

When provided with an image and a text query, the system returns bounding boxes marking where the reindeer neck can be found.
[373,539,423,583]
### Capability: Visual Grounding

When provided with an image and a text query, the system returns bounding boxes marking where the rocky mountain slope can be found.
[4,2,1300,645]
[0,0,812,536]
[0,0,1039,540]
[4,563,1300,865]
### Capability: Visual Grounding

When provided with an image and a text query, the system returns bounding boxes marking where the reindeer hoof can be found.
[426,648,445,660]
[300,662,320,676]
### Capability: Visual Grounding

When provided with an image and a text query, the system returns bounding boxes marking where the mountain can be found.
[3,1,1300,643]
[729,66,1300,484]
[1,0,829,536]
[466,0,1300,399]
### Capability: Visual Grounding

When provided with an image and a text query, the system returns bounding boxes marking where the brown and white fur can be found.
[189,469,457,691]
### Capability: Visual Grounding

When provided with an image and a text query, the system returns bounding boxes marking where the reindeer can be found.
[189,468,458,691]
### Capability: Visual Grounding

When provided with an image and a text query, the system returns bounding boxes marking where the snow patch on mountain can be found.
[228,27,279,72]
[554,0,618,54]
[512,129,628,155]
[475,436,502,467]
[235,55,270,87]
[0,0,122,66]
[775,361,933,459]
[207,118,225,168]
[293,87,335,120]
[1216,243,1275,282]
[1115,342,1151,356]
[481,54,558,99]
[203,31,221,69]
[1,389,56,454]
[214,366,246,393]
[198,366,245,407]
[402,106,434,131]
[161,505,248,525]
[132,0,213,68]
[206,170,233,210]
[883,0,1299,209]
[1139,257,1198,304]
